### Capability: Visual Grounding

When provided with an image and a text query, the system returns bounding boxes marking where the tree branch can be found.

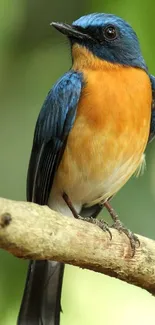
[0,197,155,295]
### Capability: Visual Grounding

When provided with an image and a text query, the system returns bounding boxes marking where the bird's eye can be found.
[103,25,117,41]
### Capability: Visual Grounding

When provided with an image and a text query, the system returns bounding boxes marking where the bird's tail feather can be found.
[17,260,64,325]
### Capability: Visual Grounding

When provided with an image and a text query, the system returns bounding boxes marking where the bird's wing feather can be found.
[27,70,83,205]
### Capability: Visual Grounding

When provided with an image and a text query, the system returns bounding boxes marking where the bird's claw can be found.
[111,220,140,256]
[78,215,112,240]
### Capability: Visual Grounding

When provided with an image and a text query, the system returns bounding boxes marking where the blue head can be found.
[52,13,147,70]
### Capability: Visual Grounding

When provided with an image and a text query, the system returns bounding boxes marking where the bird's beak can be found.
[51,22,94,41]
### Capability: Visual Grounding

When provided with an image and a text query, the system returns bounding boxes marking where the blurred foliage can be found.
[0,0,155,324]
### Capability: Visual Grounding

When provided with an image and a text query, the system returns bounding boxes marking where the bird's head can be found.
[51,13,147,70]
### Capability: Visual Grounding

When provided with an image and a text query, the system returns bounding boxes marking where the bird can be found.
[17,12,155,325]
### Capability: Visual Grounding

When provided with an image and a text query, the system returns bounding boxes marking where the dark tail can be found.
[17,260,64,325]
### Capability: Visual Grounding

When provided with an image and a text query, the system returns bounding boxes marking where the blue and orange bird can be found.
[18,13,155,325]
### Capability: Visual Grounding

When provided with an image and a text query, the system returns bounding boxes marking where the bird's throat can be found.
[72,44,122,71]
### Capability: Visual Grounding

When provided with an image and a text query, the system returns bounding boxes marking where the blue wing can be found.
[27,70,83,204]
[149,74,155,143]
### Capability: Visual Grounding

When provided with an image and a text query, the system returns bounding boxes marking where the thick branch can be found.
[0,197,155,295]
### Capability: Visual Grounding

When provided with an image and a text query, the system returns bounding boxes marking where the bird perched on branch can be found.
[17,12,155,325]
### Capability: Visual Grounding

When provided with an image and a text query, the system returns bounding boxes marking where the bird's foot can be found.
[62,193,112,238]
[104,201,140,256]
[111,220,140,256]
[77,215,112,240]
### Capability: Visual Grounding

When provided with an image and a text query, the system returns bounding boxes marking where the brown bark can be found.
[0,197,155,295]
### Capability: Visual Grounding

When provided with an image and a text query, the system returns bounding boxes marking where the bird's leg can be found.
[62,192,112,239]
[104,201,140,255]
[62,192,79,219]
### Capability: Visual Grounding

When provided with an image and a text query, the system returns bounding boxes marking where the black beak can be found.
[51,22,94,41]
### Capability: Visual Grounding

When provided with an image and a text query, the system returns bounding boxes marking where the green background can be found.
[0,1,155,324]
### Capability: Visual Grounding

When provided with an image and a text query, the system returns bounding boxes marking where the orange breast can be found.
[51,55,152,207]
